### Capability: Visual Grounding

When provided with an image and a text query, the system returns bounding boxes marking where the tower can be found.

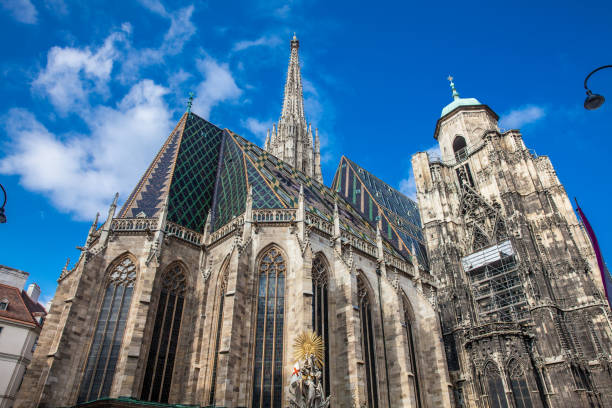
[412,78,612,407]
[265,34,323,183]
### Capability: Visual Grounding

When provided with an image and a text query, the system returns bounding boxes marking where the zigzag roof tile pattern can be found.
[119,112,407,260]
[331,156,429,267]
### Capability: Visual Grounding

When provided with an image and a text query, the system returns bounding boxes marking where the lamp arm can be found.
[0,183,5,209]
[584,65,612,91]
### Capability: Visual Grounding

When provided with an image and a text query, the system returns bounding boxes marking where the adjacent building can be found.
[0,266,46,408]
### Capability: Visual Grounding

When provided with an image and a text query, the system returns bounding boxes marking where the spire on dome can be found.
[440,76,482,118]
[447,75,460,100]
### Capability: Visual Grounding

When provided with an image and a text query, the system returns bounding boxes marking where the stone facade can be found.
[412,86,612,407]
[14,194,450,408]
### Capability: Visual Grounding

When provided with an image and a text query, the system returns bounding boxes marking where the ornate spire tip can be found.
[187,91,194,113]
[447,75,460,100]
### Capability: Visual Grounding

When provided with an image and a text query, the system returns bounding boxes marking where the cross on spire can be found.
[447,75,460,100]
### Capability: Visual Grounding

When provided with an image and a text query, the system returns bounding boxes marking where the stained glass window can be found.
[312,255,330,397]
[77,256,136,403]
[484,362,508,408]
[402,296,421,408]
[141,263,187,403]
[508,360,533,408]
[358,276,378,408]
[209,264,229,405]
[252,247,286,408]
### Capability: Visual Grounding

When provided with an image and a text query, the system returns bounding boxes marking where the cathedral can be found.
[14,35,612,408]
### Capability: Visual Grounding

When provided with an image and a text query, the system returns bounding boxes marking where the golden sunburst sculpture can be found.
[293,331,325,367]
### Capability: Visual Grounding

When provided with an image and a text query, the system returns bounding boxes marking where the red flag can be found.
[575,199,612,309]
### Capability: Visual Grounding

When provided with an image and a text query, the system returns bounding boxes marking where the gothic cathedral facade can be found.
[15,37,612,408]
[412,80,612,407]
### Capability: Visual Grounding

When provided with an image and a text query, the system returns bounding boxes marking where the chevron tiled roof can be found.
[331,156,429,267]
[118,112,408,261]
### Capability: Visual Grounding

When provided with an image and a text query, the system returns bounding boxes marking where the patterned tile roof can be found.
[117,112,408,260]
[331,156,429,267]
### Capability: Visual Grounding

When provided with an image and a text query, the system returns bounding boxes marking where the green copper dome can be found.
[440,76,481,117]
[441,96,482,117]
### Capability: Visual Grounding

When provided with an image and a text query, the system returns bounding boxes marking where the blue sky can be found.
[1,0,611,305]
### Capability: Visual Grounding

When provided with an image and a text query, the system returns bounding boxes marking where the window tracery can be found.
[402,296,421,408]
[358,275,379,408]
[209,263,229,405]
[141,263,187,403]
[78,256,136,403]
[252,247,286,408]
[484,362,508,408]
[507,359,533,408]
[312,255,330,396]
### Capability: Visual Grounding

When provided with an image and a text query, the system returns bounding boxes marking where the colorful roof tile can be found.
[117,112,409,261]
[332,156,429,267]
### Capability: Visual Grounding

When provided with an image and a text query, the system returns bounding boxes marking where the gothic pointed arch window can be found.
[507,359,533,408]
[401,295,421,408]
[358,275,379,408]
[252,247,286,408]
[453,135,468,162]
[312,254,330,397]
[78,255,137,403]
[209,260,229,405]
[141,263,187,403]
[484,362,508,408]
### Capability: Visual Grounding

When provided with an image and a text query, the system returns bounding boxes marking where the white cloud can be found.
[119,6,195,81]
[302,78,324,124]
[274,4,290,18]
[242,117,272,142]
[1,80,173,220]
[136,0,168,17]
[160,6,196,55]
[32,27,129,115]
[398,144,441,200]
[499,105,545,129]
[0,0,37,24]
[45,0,68,15]
[425,145,441,161]
[192,57,242,118]
[233,35,282,52]
[399,174,416,200]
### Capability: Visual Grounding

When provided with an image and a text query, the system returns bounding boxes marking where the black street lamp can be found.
[584,65,612,110]
[0,183,5,223]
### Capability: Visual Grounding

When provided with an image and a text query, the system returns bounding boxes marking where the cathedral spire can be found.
[281,33,305,119]
[265,34,323,183]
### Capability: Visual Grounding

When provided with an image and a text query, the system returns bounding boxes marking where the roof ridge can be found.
[119,112,189,217]
[344,158,416,258]
[0,284,39,326]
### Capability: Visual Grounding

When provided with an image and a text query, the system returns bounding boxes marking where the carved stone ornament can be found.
[200,256,213,282]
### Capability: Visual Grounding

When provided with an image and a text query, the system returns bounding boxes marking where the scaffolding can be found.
[462,240,529,323]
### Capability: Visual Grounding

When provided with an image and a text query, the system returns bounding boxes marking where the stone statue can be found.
[288,332,331,408]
